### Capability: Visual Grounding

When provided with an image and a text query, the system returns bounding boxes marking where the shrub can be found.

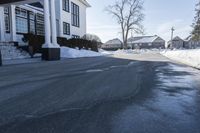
[22,34,99,55]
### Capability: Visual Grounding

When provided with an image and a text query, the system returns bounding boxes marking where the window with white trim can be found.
[72,35,80,39]
[4,7,10,33]
[36,13,44,35]
[15,7,28,34]
[63,22,70,35]
[71,2,79,27]
[63,0,70,12]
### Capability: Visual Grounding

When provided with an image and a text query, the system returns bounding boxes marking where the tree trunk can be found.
[124,39,128,49]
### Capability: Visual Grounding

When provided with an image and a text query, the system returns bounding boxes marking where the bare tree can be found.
[106,0,144,49]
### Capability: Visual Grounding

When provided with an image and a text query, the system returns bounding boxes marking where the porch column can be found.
[0,7,5,42]
[42,0,60,61]
[50,0,59,47]
[10,5,16,42]
[42,0,51,47]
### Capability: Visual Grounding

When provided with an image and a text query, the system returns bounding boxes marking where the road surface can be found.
[0,53,200,133]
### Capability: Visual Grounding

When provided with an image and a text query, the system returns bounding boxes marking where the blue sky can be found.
[86,0,196,42]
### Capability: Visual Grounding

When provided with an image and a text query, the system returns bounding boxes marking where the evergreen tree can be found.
[192,0,200,41]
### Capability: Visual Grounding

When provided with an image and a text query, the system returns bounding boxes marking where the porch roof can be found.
[0,0,26,4]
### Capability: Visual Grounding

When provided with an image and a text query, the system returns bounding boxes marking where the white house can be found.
[0,0,90,60]
[0,0,90,44]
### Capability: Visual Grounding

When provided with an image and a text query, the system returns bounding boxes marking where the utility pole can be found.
[171,27,175,41]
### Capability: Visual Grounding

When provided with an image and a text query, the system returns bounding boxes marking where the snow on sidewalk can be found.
[61,47,109,58]
[161,49,200,69]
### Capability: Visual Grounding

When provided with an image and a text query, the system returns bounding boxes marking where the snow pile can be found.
[98,49,114,55]
[161,49,200,69]
[61,47,107,58]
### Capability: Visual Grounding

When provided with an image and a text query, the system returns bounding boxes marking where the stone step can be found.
[0,42,30,60]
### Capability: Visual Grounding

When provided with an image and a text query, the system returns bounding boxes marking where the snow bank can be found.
[61,47,107,58]
[161,49,200,69]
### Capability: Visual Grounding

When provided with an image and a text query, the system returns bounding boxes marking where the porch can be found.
[0,0,60,64]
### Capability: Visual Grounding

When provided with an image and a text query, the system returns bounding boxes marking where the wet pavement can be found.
[0,53,200,133]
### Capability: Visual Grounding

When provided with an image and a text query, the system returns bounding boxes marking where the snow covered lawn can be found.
[61,47,109,58]
[161,49,200,69]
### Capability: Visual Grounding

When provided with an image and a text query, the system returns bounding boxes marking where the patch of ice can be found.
[86,69,104,73]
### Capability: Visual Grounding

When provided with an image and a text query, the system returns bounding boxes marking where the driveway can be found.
[0,53,200,133]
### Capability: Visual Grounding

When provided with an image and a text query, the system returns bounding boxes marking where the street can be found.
[0,53,200,133]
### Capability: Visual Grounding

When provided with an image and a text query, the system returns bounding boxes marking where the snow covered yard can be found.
[103,49,164,56]
[161,49,200,69]
[60,47,110,58]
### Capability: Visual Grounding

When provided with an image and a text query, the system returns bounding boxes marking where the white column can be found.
[10,5,16,42]
[0,7,5,42]
[42,0,52,48]
[50,0,59,47]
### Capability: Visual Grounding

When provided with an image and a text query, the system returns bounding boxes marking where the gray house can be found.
[167,36,184,49]
[102,38,123,50]
[183,35,200,49]
[127,35,165,49]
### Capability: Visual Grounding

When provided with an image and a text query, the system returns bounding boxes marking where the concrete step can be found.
[0,42,30,60]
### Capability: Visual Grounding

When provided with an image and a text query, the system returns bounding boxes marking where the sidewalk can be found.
[2,57,42,66]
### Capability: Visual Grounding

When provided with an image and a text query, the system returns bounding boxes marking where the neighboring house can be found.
[167,36,184,49]
[0,0,90,46]
[127,35,165,49]
[102,38,123,50]
[184,35,200,49]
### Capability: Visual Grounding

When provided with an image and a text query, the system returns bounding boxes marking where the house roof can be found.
[172,36,183,41]
[79,0,91,7]
[105,38,122,45]
[168,36,184,43]
[0,0,91,7]
[128,35,165,44]
[0,0,25,4]
[28,2,43,8]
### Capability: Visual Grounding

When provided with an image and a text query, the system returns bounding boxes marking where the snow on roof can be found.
[105,38,122,45]
[172,36,183,41]
[128,35,163,44]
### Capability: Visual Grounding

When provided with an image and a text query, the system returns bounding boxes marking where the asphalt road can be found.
[0,53,200,133]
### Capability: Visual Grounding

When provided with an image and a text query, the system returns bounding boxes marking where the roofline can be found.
[79,0,91,7]
[0,0,42,6]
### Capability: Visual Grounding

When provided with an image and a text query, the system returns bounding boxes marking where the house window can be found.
[63,0,69,12]
[36,13,44,35]
[63,22,70,35]
[15,7,28,34]
[71,2,79,27]
[72,35,80,39]
[28,11,36,34]
[4,7,10,33]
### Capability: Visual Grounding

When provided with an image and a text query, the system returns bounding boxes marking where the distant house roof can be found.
[128,35,165,44]
[168,36,184,43]
[184,35,192,41]
[102,38,122,48]
[105,38,122,45]
[172,36,183,41]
